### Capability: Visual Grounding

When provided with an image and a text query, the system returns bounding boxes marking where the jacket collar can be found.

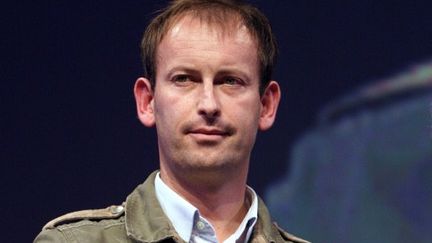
[125,171,183,242]
[251,196,282,243]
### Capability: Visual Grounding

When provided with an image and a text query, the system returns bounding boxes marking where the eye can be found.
[171,74,195,86]
[222,76,243,86]
[172,74,191,83]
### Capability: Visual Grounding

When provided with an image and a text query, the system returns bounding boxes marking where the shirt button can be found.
[196,220,205,230]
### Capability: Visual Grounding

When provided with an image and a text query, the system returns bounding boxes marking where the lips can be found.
[187,127,231,142]
[189,128,229,136]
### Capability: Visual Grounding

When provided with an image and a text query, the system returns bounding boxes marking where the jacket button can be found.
[110,205,124,214]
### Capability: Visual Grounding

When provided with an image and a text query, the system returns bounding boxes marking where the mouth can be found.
[187,127,231,142]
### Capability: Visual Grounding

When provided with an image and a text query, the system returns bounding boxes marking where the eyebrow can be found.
[165,66,201,79]
[216,70,252,83]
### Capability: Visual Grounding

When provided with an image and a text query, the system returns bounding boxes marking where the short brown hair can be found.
[140,0,278,93]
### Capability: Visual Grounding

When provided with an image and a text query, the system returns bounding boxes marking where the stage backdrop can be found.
[267,63,432,242]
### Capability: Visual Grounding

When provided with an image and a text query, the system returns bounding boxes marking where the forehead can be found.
[172,11,249,35]
[161,13,257,49]
[156,14,259,75]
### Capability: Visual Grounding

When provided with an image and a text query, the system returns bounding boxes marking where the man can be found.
[34,0,309,242]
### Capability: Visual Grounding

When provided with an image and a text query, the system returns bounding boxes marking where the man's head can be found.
[140,0,277,94]
[134,0,280,186]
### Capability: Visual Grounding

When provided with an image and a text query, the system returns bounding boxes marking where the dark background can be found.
[2,0,431,241]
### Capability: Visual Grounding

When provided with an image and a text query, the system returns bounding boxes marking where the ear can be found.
[134,77,155,127]
[258,81,281,131]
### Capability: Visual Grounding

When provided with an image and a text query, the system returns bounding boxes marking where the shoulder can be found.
[42,204,125,230]
[34,204,126,243]
[273,223,311,243]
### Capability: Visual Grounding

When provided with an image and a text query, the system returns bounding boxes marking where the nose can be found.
[197,83,220,120]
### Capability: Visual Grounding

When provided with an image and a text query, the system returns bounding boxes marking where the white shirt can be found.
[155,172,258,243]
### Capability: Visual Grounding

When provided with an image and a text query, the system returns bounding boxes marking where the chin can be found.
[177,152,241,172]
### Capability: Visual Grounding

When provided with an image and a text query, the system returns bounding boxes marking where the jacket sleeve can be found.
[33,228,67,243]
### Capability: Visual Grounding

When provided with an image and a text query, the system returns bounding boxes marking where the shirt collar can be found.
[154,172,258,243]
[225,187,258,243]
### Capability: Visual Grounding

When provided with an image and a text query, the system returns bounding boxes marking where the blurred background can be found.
[2,0,431,242]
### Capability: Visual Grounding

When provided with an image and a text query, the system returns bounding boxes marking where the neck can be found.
[160,166,249,242]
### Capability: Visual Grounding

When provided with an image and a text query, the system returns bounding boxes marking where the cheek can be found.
[153,92,173,127]
[153,91,191,129]
[225,96,262,128]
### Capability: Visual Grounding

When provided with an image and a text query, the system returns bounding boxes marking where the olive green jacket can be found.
[34,171,309,243]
